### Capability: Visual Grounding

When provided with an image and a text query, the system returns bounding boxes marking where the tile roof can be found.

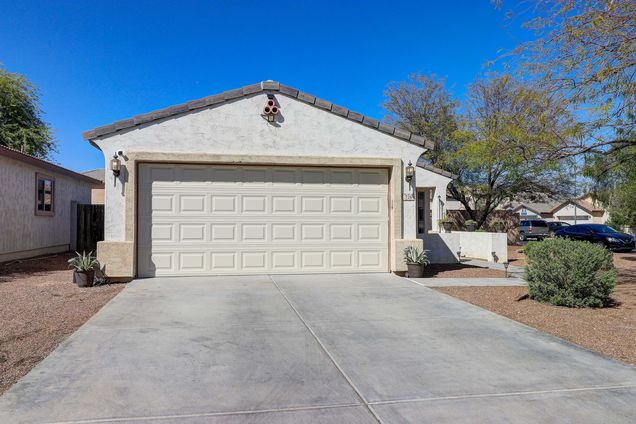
[416,162,457,179]
[83,81,434,149]
[0,144,102,185]
[507,197,605,215]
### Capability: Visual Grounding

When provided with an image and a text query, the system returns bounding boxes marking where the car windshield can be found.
[588,224,619,234]
[531,220,548,227]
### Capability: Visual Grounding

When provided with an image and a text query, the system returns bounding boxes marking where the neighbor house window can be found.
[35,173,55,216]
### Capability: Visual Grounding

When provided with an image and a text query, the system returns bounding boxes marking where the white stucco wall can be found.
[414,168,451,232]
[94,93,435,241]
[422,231,508,264]
[0,155,93,261]
[553,203,593,225]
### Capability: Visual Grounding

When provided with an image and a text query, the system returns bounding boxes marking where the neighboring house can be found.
[81,168,105,204]
[0,145,101,262]
[84,81,453,279]
[506,201,558,220]
[504,195,608,225]
[550,196,608,225]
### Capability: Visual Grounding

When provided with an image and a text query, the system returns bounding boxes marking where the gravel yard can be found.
[436,250,636,366]
[0,253,123,395]
[420,263,506,278]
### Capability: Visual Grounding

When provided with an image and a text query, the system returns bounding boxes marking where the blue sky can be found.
[0,0,532,172]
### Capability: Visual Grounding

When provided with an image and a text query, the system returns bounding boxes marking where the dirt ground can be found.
[421,263,506,278]
[0,253,123,395]
[507,244,528,267]
[508,244,636,283]
[436,249,636,366]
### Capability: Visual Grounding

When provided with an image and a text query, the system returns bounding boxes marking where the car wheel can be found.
[519,233,526,242]
[595,241,606,249]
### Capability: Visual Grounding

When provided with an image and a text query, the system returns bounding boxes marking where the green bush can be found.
[524,238,616,308]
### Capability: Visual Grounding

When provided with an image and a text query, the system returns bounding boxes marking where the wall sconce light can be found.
[405,161,414,183]
[110,154,121,177]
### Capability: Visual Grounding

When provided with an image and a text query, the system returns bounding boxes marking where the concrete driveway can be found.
[1,273,635,423]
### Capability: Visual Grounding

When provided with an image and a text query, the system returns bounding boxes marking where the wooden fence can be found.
[76,204,104,253]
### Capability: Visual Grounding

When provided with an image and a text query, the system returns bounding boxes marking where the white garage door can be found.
[137,164,389,277]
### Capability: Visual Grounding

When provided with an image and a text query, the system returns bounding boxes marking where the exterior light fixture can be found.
[110,154,121,177]
[405,161,414,183]
[503,261,510,278]
[456,248,461,261]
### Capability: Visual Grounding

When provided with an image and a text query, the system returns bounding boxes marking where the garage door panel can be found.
[138,165,389,277]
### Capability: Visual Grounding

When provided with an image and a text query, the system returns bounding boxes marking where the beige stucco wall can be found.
[553,203,594,225]
[91,186,105,205]
[91,93,454,278]
[0,155,93,262]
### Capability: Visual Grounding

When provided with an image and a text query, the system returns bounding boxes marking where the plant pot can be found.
[494,224,504,233]
[465,224,476,232]
[406,263,424,278]
[73,270,95,287]
[442,222,452,233]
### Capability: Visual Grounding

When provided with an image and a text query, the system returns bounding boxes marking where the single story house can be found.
[0,145,101,262]
[81,168,105,204]
[84,81,454,279]
[505,195,608,225]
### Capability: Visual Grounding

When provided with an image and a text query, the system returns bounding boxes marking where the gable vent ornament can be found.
[262,96,279,122]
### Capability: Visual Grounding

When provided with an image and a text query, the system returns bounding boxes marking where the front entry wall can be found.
[137,163,390,276]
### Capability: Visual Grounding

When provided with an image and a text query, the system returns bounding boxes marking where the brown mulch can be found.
[507,244,528,267]
[434,251,636,366]
[421,263,506,278]
[0,253,124,395]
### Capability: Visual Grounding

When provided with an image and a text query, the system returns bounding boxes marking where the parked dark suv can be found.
[519,220,550,241]
[554,224,636,252]
[547,221,570,236]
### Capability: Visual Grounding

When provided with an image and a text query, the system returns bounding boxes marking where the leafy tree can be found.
[385,73,577,228]
[497,0,636,165]
[586,143,636,228]
[496,0,636,227]
[0,67,55,158]
[384,74,458,165]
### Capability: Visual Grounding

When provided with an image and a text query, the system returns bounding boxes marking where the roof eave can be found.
[0,145,102,185]
[83,81,435,150]
[416,163,457,179]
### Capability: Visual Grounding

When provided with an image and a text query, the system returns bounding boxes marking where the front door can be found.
[417,189,431,236]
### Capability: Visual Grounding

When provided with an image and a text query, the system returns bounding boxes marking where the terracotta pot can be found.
[73,270,95,287]
[407,263,424,278]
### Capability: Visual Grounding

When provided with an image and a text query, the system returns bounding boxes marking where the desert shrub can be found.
[524,238,616,308]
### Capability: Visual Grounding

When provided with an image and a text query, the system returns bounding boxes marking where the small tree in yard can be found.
[0,67,56,158]
[385,73,577,229]
[525,238,616,308]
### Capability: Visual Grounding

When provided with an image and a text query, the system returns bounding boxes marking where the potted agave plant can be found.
[68,251,100,287]
[464,219,477,232]
[438,217,453,233]
[403,246,430,278]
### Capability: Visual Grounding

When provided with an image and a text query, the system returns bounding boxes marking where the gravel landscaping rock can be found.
[435,281,636,366]
[0,253,123,395]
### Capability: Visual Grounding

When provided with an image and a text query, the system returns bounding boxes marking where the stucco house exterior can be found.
[81,168,105,204]
[505,195,608,225]
[0,145,101,262]
[84,81,454,279]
